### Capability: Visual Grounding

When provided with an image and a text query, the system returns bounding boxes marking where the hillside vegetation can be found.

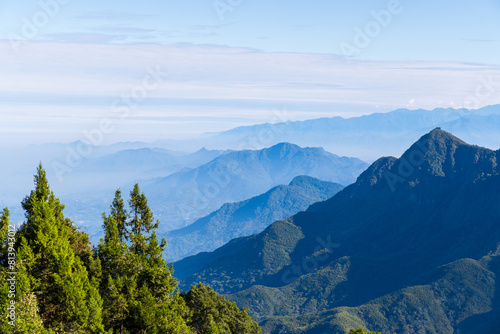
[165,176,344,261]
[175,129,500,333]
[0,165,261,333]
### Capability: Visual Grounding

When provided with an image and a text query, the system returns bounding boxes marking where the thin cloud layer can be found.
[0,41,499,145]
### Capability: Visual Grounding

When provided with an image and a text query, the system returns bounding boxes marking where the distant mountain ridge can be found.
[2,141,366,242]
[174,129,500,333]
[1,146,231,240]
[204,105,500,160]
[164,175,344,261]
[147,105,500,161]
[21,105,500,163]
[6,105,500,244]
[142,142,368,231]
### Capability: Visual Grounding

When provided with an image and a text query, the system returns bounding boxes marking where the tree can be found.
[349,328,396,334]
[110,189,128,240]
[349,328,379,334]
[98,190,134,332]
[15,164,105,333]
[0,206,46,333]
[98,184,191,333]
[0,208,10,261]
[0,167,261,333]
[182,283,262,334]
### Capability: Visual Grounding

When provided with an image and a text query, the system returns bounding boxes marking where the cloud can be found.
[89,26,158,34]
[161,31,220,39]
[1,42,498,102]
[42,32,127,44]
[191,23,235,30]
[1,41,499,144]
[75,11,154,21]
[461,39,498,43]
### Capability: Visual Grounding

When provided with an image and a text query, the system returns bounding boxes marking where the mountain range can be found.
[164,175,344,261]
[55,146,229,194]
[174,129,500,333]
[5,105,500,242]
[14,142,365,239]
[142,142,367,231]
[151,105,500,161]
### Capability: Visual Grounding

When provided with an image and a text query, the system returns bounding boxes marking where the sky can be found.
[0,0,499,147]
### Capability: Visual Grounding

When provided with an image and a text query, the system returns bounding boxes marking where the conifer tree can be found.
[15,164,105,333]
[1,167,262,333]
[182,283,262,334]
[1,207,46,333]
[99,184,191,333]
[99,190,133,332]
[110,189,128,240]
[348,328,391,334]
[0,208,10,259]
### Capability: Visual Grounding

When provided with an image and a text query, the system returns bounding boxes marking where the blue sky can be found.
[1,0,498,63]
[0,0,499,146]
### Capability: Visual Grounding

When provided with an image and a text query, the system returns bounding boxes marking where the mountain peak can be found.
[384,128,497,189]
[423,127,466,144]
[334,128,496,197]
[268,142,301,151]
[288,175,319,186]
[263,142,302,158]
[399,128,468,166]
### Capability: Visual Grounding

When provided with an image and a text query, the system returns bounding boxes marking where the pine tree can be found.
[110,189,128,240]
[1,167,262,333]
[0,207,46,333]
[182,283,262,334]
[98,190,133,332]
[15,164,105,333]
[349,328,392,334]
[99,184,192,333]
[0,208,10,260]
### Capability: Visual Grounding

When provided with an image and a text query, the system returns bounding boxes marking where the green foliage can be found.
[13,164,103,332]
[175,129,500,334]
[0,186,47,333]
[349,328,381,334]
[165,176,343,262]
[98,184,191,333]
[0,165,261,333]
[182,283,261,334]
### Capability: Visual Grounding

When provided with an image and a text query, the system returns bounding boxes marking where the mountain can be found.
[208,106,500,161]
[53,147,231,239]
[142,142,368,231]
[152,105,500,161]
[5,105,500,231]
[0,147,230,242]
[164,176,344,262]
[174,129,500,333]
[57,147,229,193]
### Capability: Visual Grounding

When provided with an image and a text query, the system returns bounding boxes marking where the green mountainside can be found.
[165,176,344,261]
[175,129,500,333]
[143,142,367,231]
